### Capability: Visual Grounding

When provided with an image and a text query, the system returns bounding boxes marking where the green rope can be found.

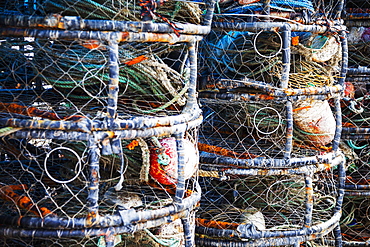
[347,140,369,150]
[144,229,180,247]
[0,127,22,137]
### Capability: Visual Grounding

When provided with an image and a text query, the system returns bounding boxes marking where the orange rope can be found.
[196,218,239,230]
[0,102,84,121]
[198,142,259,159]
[0,184,53,217]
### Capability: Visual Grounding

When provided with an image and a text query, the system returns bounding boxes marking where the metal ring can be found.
[44,147,82,184]
[253,30,283,59]
[253,106,281,135]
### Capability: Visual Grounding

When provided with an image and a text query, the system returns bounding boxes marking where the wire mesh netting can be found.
[211,0,343,24]
[0,130,200,246]
[0,0,217,245]
[199,98,342,163]
[320,0,370,245]
[342,91,370,132]
[195,169,342,246]
[0,38,196,119]
[0,0,207,25]
[195,97,345,246]
[341,195,370,243]
[340,139,370,244]
[342,0,370,139]
[199,99,287,160]
[8,0,370,246]
[197,21,346,165]
[198,28,343,89]
[194,1,347,245]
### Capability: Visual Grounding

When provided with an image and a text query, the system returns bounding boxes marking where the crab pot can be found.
[196,17,348,167]
[0,0,217,242]
[0,129,201,246]
[195,15,347,246]
[195,12,348,169]
[198,22,346,91]
[197,96,345,246]
[212,0,344,24]
[0,35,205,120]
[198,97,343,166]
[340,137,370,245]
[195,96,345,246]
[0,0,216,35]
[195,155,345,247]
[341,15,370,246]
[344,0,370,27]
[342,6,370,140]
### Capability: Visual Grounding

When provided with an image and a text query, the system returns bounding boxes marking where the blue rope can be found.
[223,0,314,14]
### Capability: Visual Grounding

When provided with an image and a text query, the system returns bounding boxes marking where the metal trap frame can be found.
[0,1,216,246]
[195,5,348,246]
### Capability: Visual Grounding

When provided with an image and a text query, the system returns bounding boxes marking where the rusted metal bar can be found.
[333,0,345,20]
[345,20,370,27]
[0,27,203,44]
[12,129,90,141]
[106,39,119,127]
[86,137,101,227]
[200,152,345,176]
[198,91,342,102]
[1,112,202,134]
[0,183,201,228]
[346,76,370,82]
[195,227,335,247]
[304,175,313,228]
[175,133,186,203]
[211,22,345,34]
[195,211,340,241]
[341,240,370,246]
[344,190,370,196]
[341,134,370,140]
[347,67,370,75]
[284,100,293,159]
[0,209,189,238]
[342,127,370,135]
[0,15,211,34]
[332,97,343,152]
[333,223,343,247]
[280,24,290,89]
[202,0,216,27]
[344,183,370,190]
[0,0,216,34]
[185,41,198,109]
[114,117,203,139]
[9,117,202,142]
[338,30,348,88]
[182,213,196,247]
[210,79,343,97]
[0,117,93,133]
[200,151,344,169]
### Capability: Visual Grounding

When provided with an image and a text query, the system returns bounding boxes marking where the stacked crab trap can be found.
[195,0,347,246]
[0,0,215,246]
[340,0,370,245]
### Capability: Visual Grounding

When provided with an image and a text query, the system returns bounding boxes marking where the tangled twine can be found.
[34,0,202,24]
[32,40,188,116]
[201,30,341,88]
[197,174,337,230]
